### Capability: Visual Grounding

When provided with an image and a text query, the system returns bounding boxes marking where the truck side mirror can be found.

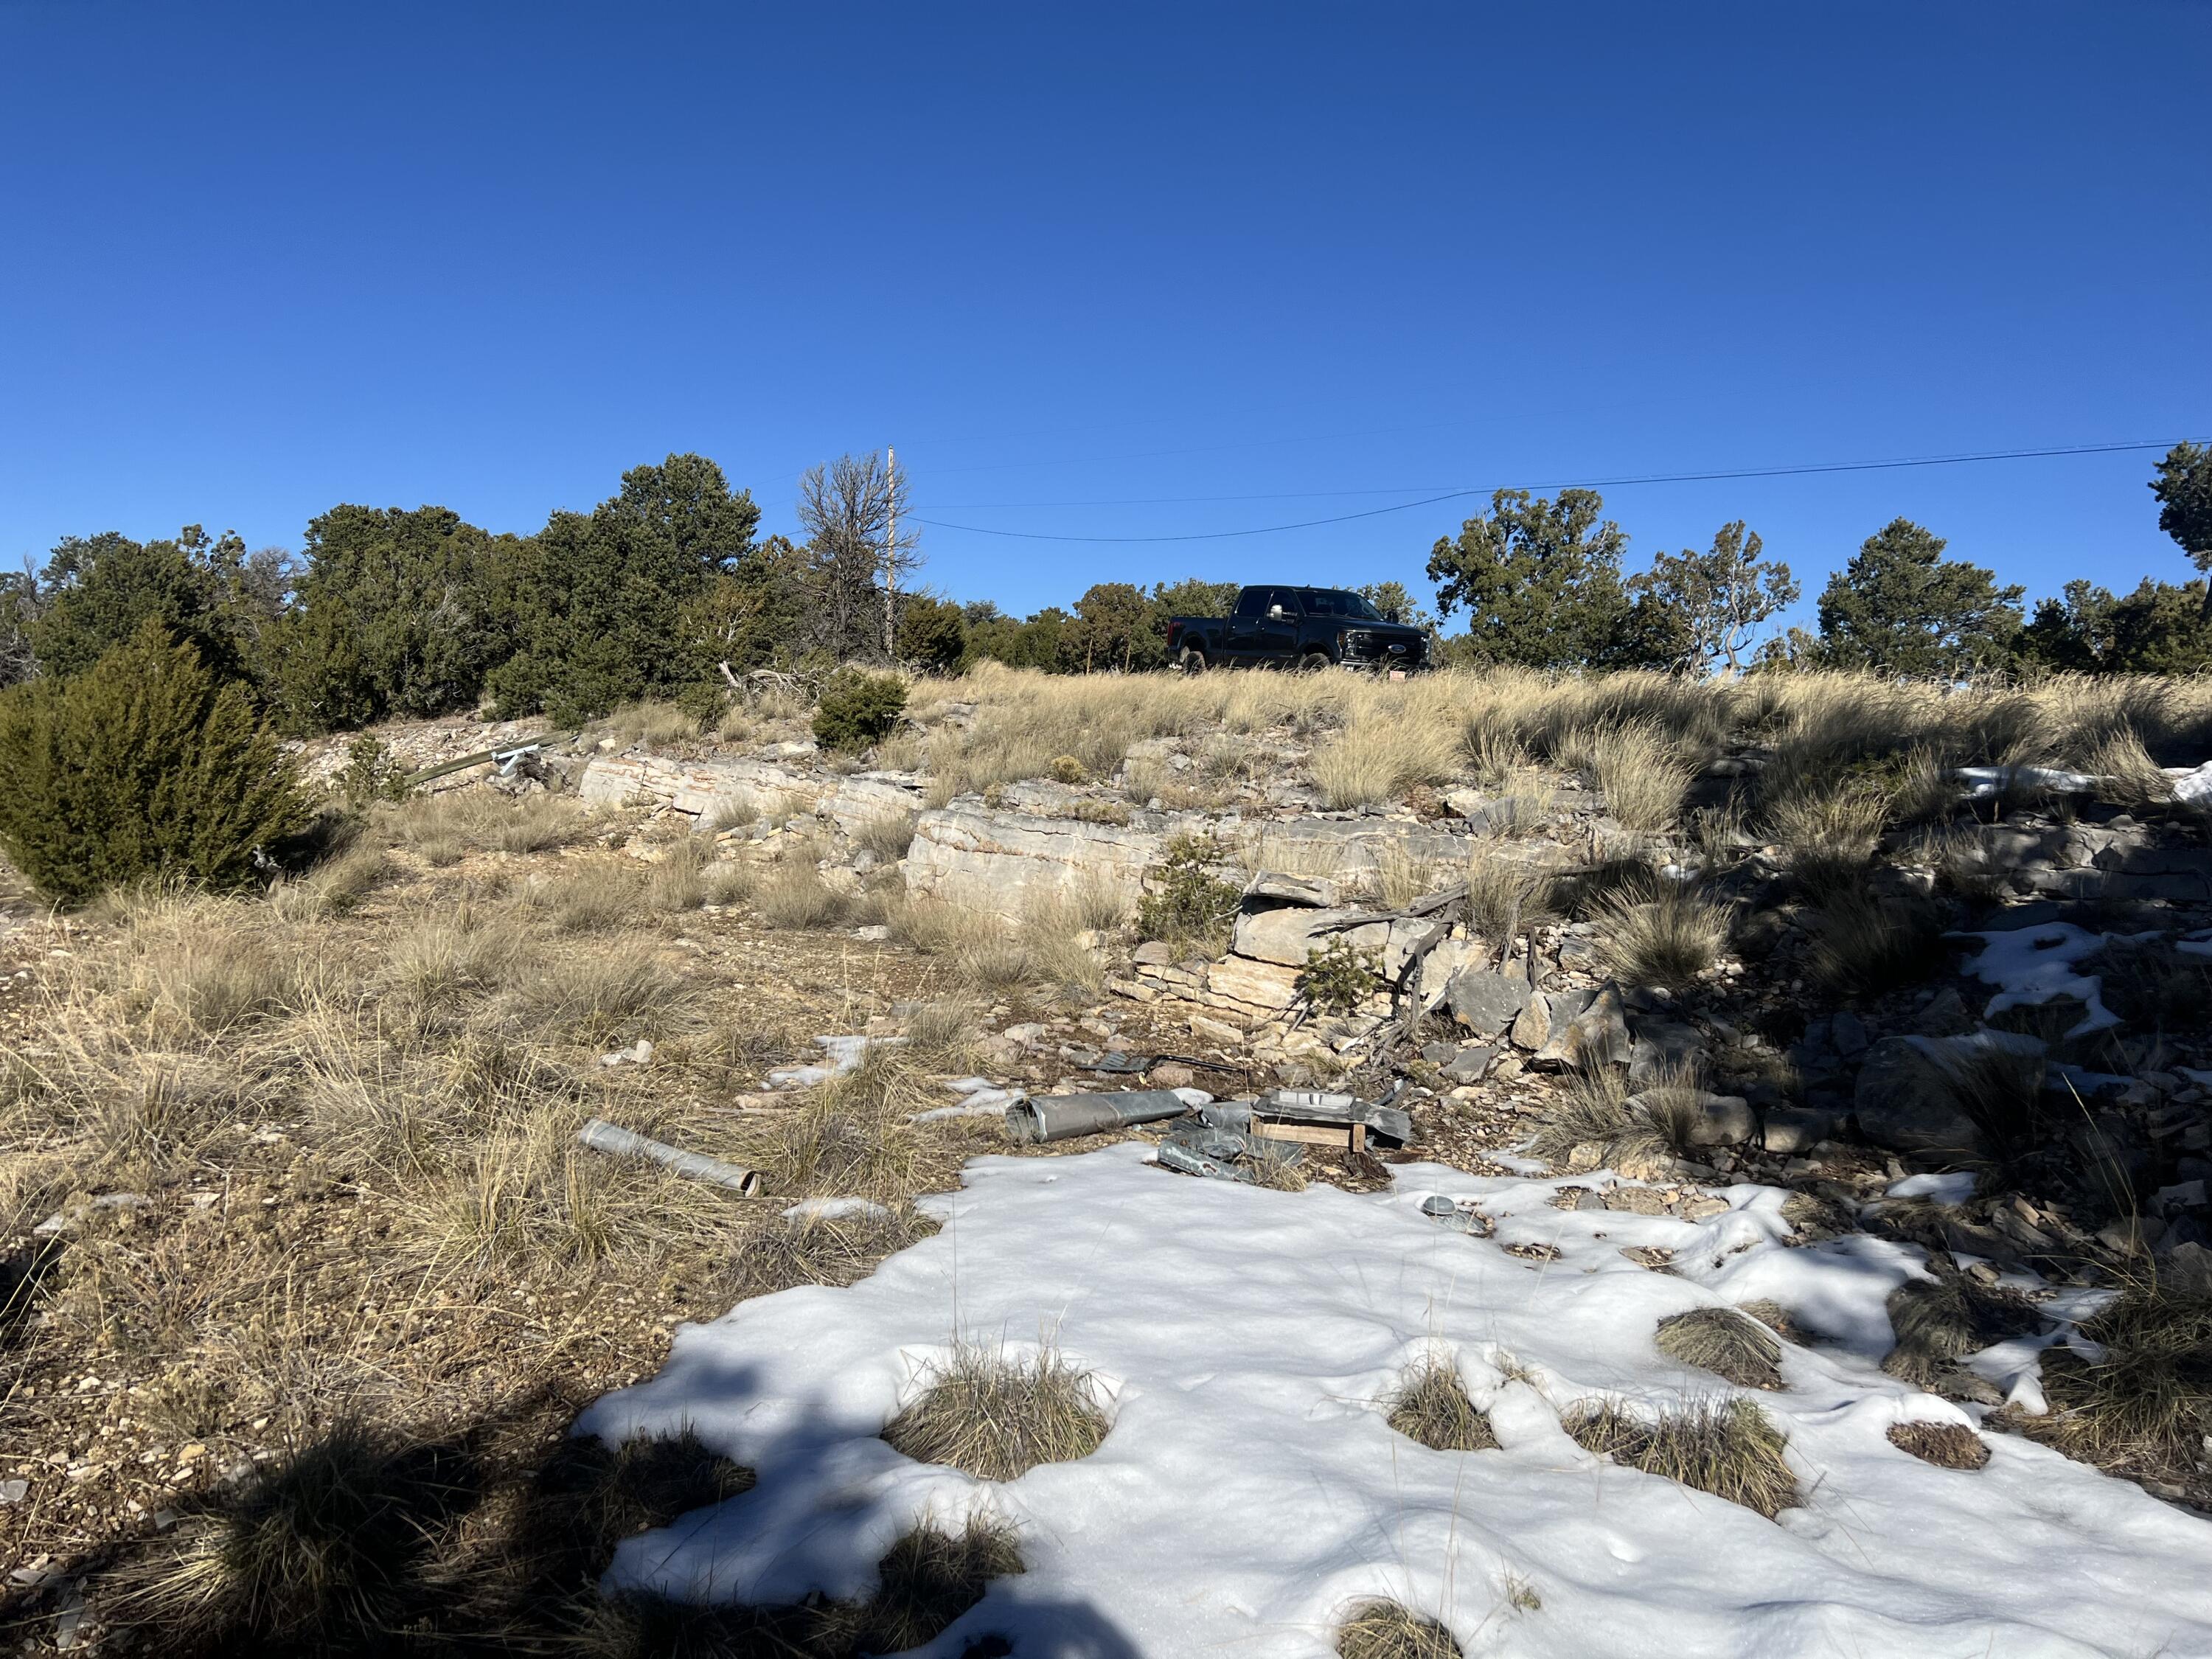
[1267,604,1284,619]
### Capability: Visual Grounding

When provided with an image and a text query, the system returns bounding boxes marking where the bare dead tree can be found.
[794,451,920,662]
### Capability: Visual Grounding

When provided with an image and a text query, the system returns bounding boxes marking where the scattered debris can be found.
[1004,1089,1194,1144]
[577,1117,763,1195]
[767,1034,891,1089]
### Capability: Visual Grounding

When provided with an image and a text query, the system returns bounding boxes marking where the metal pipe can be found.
[578,1118,762,1196]
[1003,1089,1192,1144]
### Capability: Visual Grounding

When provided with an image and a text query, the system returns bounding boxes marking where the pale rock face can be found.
[1206,955,1304,1012]
[1445,968,1529,1037]
[904,807,1167,923]
[1532,982,1630,1071]
[1232,907,1386,967]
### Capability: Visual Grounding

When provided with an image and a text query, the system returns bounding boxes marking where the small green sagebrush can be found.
[0,620,308,903]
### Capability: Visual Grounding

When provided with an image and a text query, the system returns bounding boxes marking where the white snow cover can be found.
[579,1147,2212,1658]
[1886,1172,1979,1204]
[767,1034,890,1089]
[2165,759,2212,804]
[907,1091,1021,1123]
[1953,924,2152,1037]
[1953,765,2100,801]
[780,1197,892,1223]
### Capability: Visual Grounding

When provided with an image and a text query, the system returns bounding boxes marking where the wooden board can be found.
[1251,1116,1366,1152]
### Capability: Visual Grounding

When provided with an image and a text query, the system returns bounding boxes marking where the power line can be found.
[911,436,2198,544]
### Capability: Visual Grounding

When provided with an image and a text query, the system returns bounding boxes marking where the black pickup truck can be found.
[1164,585,1429,672]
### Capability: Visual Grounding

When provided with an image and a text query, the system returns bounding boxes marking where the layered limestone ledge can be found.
[577,754,923,835]
[905,807,1172,922]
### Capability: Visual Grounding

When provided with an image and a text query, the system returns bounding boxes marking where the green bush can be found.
[0,621,309,903]
[336,734,413,806]
[1135,834,1243,953]
[1298,936,1384,1013]
[812,672,908,752]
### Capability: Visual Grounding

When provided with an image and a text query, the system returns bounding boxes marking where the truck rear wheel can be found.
[1296,650,1332,673]
[1180,645,1208,675]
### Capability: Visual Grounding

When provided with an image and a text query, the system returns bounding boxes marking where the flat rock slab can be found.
[1533,982,1631,1071]
[1447,969,1529,1037]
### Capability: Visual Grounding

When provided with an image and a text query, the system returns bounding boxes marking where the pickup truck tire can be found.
[1179,644,1208,675]
[1296,650,1332,673]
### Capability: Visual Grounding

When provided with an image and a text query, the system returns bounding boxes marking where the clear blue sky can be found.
[3,2,2206,627]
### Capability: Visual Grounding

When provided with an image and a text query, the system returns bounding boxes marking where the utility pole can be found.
[883,445,898,663]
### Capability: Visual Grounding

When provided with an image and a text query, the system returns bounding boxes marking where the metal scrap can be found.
[578,1118,762,1196]
[1004,1089,1193,1144]
[1157,1119,1306,1184]
[1063,1048,1241,1076]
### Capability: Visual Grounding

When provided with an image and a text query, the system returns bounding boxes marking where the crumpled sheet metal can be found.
[1155,1121,1306,1184]
[1004,1089,1193,1144]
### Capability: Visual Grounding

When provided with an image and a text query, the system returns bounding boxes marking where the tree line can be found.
[2,442,2207,737]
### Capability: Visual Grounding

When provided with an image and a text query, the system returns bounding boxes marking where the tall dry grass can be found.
[919,664,2212,825]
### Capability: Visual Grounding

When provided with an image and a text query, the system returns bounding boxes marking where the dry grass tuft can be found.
[1806,891,1947,999]
[700,860,757,907]
[818,1514,1026,1657]
[530,869,646,933]
[372,788,597,862]
[1377,843,1453,908]
[1654,1307,1785,1390]
[1565,720,1695,832]
[2084,728,2174,811]
[890,891,1111,1000]
[504,937,694,1037]
[1882,1273,2044,1397]
[108,1421,472,1644]
[271,841,392,921]
[1592,877,1729,989]
[1565,1397,1798,1517]
[1385,1358,1498,1452]
[1310,721,1459,810]
[1887,1420,1990,1470]
[1927,1037,2051,1164]
[1463,843,1557,944]
[89,890,336,1040]
[756,863,853,929]
[1528,1064,1670,1175]
[718,1206,939,1302]
[1737,1300,1810,1346]
[1337,1599,1465,1659]
[741,1040,968,1206]
[598,699,700,747]
[1766,780,1890,898]
[881,1342,1108,1481]
[2029,1279,2212,1487]
[855,810,919,862]
[644,848,708,913]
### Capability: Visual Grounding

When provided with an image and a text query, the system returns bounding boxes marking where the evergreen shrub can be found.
[0,621,308,902]
[812,672,908,752]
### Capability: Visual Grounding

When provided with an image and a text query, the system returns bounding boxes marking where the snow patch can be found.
[781,1197,892,1224]
[579,1147,2211,1658]
[1887,1172,1980,1205]
[2165,759,2212,804]
[1954,764,2101,801]
[1953,924,2146,1037]
[766,1034,894,1090]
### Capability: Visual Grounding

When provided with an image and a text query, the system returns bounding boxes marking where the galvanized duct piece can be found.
[578,1118,762,1196]
[1004,1089,1193,1144]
